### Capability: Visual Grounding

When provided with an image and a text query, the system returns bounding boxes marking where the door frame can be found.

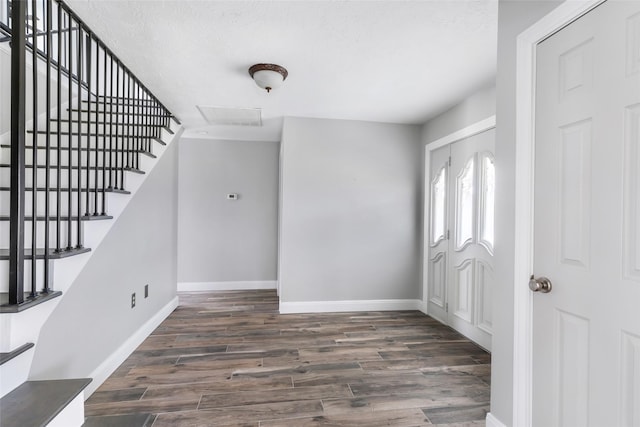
[421,115,496,315]
[512,1,605,426]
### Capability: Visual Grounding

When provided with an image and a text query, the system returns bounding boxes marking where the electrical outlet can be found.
[145,284,149,298]
[131,293,136,308]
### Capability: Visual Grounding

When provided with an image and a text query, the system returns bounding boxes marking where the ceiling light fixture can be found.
[248,63,288,93]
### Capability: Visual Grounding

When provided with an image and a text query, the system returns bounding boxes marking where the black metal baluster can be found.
[9,0,26,305]
[135,80,140,170]
[114,60,120,190]
[30,0,38,298]
[108,53,113,190]
[75,23,83,248]
[100,43,107,214]
[119,68,125,189]
[55,1,61,253]
[125,72,131,170]
[65,11,72,250]
[93,36,99,215]
[43,0,52,293]
[83,31,90,217]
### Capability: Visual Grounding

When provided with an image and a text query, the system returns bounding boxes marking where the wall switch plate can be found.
[226,193,239,200]
[144,284,149,298]
[131,293,136,308]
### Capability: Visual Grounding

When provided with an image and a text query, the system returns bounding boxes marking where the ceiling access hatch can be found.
[197,106,262,127]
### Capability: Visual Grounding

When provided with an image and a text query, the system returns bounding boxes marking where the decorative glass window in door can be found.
[431,166,447,246]
[478,153,495,253]
[455,157,475,250]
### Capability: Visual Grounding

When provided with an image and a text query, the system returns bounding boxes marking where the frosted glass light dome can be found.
[248,64,288,93]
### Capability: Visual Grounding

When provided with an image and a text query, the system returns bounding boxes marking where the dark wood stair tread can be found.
[0,144,157,158]
[0,343,34,365]
[27,129,165,140]
[68,108,171,118]
[0,379,92,427]
[83,413,154,427]
[0,247,91,260]
[0,291,62,313]
[0,186,131,194]
[0,164,145,174]
[0,215,113,221]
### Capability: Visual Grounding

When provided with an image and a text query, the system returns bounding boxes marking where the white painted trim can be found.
[513,2,604,426]
[279,299,422,314]
[486,412,508,427]
[0,346,34,398]
[46,392,85,427]
[426,116,497,152]
[422,115,496,315]
[177,281,277,292]
[84,296,179,398]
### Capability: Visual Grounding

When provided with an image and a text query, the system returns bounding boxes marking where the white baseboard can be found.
[84,296,179,398]
[177,281,277,292]
[486,413,507,427]
[279,299,423,314]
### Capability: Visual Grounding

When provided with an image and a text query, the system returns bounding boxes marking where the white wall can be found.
[29,139,179,380]
[177,138,279,285]
[279,117,423,305]
[422,84,496,145]
[491,1,562,426]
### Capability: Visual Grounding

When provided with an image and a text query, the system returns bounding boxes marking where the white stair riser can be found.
[0,260,46,294]
[0,166,132,189]
[0,190,114,217]
[47,121,164,135]
[0,146,148,166]
[0,220,87,253]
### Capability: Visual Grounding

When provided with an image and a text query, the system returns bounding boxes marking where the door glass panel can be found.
[479,153,495,253]
[456,157,475,250]
[431,166,447,245]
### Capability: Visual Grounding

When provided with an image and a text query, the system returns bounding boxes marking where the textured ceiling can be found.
[65,0,498,140]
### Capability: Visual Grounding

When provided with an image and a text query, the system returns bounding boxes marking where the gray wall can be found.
[492,1,562,425]
[279,117,423,303]
[177,138,279,283]
[422,84,496,144]
[30,139,179,380]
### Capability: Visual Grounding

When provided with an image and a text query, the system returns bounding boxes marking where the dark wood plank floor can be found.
[86,290,490,426]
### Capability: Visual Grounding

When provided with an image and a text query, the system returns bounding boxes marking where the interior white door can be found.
[427,144,451,323]
[447,129,495,351]
[533,1,640,426]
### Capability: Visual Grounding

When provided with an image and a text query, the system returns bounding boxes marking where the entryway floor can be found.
[85,290,490,426]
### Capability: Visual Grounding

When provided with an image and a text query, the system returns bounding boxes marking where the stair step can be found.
[0,247,91,260]
[0,163,145,174]
[0,379,91,427]
[83,413,154,427]
[27,130,165,143]
[0,215,113,221]
[0,343,34,365]
[68,108,171,118]
[0,291,62,313]
[0,186,131,194]
[0,144,157,158]
[52,118,174,134]
[95,95,159,104]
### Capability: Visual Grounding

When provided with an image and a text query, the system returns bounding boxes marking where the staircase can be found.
[0,1,181,425]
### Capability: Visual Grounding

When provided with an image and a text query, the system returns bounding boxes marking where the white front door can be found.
[533,1,640,425]
[427,129,495,351]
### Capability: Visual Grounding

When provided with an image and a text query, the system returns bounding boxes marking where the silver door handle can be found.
[529,275,552,293]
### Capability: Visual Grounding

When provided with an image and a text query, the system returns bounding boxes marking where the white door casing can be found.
[530,1,640,426]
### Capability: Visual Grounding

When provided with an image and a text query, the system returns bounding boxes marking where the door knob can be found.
[529,275,552,293]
